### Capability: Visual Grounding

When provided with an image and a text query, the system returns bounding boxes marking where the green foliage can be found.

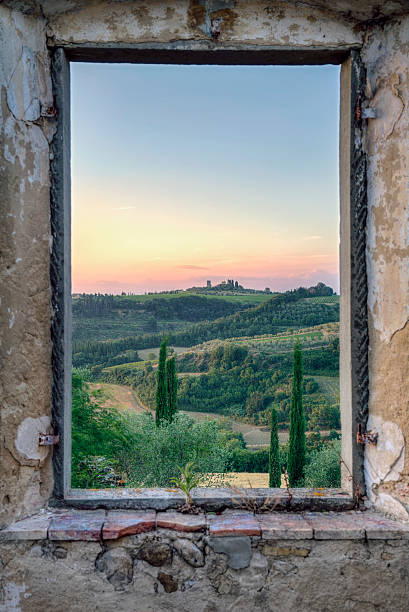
[123,412,229,487]
[304,440,341,487]
[71,374,133,488]
[228,448,270,472]
[166,356,178,422]
[74,456,120,488]
[155,338,168,426]
[287,342,306,486]
[308,402,341,431]
[73,291,339,368]
[72,373,228,487]
[269,407,281,487]
[170,461,201,505]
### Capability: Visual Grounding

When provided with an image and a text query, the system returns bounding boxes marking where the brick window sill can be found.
[1,509,408,543]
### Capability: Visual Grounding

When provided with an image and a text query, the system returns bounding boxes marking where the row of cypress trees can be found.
[269,340,306,487]
[155,338,178,426]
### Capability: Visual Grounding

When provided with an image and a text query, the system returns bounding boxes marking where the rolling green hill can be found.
[73,292,339,369]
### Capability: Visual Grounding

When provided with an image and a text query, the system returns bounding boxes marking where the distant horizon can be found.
[72,64,340,295]
[72,278,337,296]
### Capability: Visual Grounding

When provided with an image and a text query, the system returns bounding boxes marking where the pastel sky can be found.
[71,63,340,294]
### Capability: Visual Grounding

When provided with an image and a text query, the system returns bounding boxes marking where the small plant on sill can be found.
[170,461,201,513]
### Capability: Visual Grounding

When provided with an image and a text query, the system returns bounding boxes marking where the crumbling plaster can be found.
[0,5,54,528]
[362,18,409,520]
[0,0,409,530]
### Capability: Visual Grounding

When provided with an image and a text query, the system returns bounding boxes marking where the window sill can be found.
[1,509,408,542]
[53,487,355,512]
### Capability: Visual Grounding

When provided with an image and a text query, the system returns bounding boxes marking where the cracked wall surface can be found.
[0,5,53,529]
[362,18,409,520]
[0,0,408,525]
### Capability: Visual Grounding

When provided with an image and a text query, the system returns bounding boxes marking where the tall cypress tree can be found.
[287,340,306,486]
[155,338,168,426]
[166,356,178,422]
[269,406,281,488]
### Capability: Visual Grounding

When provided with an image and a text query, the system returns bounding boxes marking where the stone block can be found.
[304,512,365,539]
[362,513,409,540]
[207,535,252,569]
[137,542,172,566]
[262,544,310,557]
[173,538,205,567]
[157,571,178,593]
[208,511,261,537]
[102,511,156,540]
[0,513,51,540]
[257,513,313,539]
[96,548,133,589]
[48,511,105,541]
[157,511,206,532]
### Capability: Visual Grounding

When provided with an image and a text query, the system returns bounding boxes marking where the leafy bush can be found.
[71,374,134,487]
[72,374,229,488]
[228,448,270,472]
[122,412,229,487]
[304,439,341,488]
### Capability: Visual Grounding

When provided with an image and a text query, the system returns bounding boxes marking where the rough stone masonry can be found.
[1,1,409,610]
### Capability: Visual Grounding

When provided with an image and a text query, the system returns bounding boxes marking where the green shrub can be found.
[122,412,229,487]
[304,439,341,488]
[72,374,228,488]
[228,448,269,472]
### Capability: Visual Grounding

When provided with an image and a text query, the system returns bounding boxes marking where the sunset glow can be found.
[71,64,339,294]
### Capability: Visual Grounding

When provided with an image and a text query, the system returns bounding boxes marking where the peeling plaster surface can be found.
[0,5,53,528]
[362,18,409,518]
[45,0,363,47]
[14,416,51,463]
[364,416,407,520]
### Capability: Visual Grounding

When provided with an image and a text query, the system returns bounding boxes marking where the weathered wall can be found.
[1,529,408,611]
[0,0,408,525]
[362,17,409,521]
[0,6,53,529]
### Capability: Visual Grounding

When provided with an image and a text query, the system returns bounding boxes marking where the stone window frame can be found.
[49,44,368,510]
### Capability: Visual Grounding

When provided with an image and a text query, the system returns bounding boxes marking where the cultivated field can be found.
[181,322,339,359]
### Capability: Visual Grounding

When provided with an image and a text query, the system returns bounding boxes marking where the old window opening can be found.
[50,49,368,509]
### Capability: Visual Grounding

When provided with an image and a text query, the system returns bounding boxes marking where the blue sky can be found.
[71,63,340,294]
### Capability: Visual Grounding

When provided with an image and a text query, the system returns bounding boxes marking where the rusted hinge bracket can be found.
[356,424,378,445]
[39,433,59,446]
[41,105,58,119]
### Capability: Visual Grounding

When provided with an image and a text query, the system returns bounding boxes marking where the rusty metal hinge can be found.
[356,424,378,446]
[39,433,59,446]
[41,105,58,119]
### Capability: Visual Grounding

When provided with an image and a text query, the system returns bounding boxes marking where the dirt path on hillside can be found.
[90,383,339,447]
[89,383,151,414]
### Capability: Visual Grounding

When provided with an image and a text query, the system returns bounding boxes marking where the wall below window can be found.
[0,1,408,530]
[1,509,408,611]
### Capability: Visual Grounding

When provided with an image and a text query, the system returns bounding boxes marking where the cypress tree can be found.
[155,338,168,426]
[166,356,178,422]
[269,406,281,488]
[287,340,306,486]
